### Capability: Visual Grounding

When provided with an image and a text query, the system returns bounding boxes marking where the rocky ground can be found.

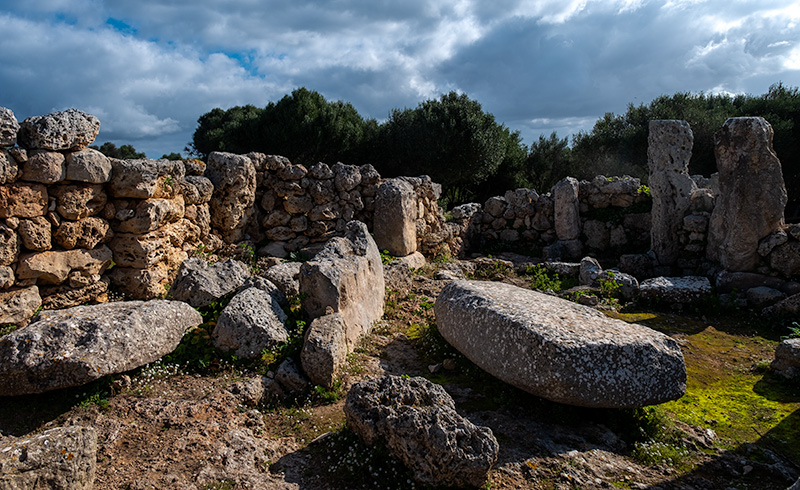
[1,257,799,490]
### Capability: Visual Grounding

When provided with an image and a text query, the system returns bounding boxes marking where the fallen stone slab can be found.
[212,286,289,360]
[0,300,202,396]
[169,257,250,308]
[639,276,711,304]
[0,425,97,490]
[435,280,686,408]
[345,375,498,488]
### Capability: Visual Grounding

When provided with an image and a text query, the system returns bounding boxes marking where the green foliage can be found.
[632,440,690,468]
[781,321,800,340]
[259,294,308,370]
[160,152,184,160]
[163,294,234,372]
[524,264,564,292]
[313,379,343,404]
[0,324,18,336]
[379,249,394,265]
[520,131,573,192]
[91,141,146,159]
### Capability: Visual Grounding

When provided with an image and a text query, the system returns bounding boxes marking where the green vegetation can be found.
[90,141,146,159]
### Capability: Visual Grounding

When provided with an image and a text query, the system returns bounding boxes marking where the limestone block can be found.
[18,216,52,251]
[0,286,41,324]
[17,109,100,151]
[16,246,113,285]
[54,217,112,250]
[374,178,418,257]
[51,184,106,220]
[20,150,66,184]
[65,147,112,183]
[205,152,256,243]
[116,196,185,234]
[0,107,19,147]
[108,158,185,199]
[0,224,19,266]
[0,148,18,185]
[0,183,48,218]
[553,177,581,240]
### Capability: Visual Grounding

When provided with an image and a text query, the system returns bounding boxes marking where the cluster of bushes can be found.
[187,84,800,210]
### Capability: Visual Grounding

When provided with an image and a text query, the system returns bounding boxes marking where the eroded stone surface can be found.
[553,177,581,241]
[435,280,686,408]
[772,338,800,379]
[18,109,100,151]
[65,148,112,183]
[16,246,112,285]
[374,178,417,256]
[169,258,250,308]
[205,152,256,243]
[639,276,712,304]
[0,286,41,325]
[0,107,20,147]
[213,287,289,360]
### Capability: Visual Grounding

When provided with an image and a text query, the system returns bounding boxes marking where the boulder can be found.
[333,162,361,192]
[300,221,384,345]
[746,286,785,308]
[18,216,52,251]
[168,258,250,308]
[212,287,289,360]
[16,246,112,285]
[227,376,284,407]
[435,280,687,408]
[17,109,100,151]
[0,183,48,218]
[0,148,19,184]
[300,313,348,388]
[205,152,256,243]
[374,178,417,256]
[715,270,784,293]
[771,338,800,379]
[579,256,603,286]
[107,158,185,199]
[51,184,106,220]
[0,107,20,147]
[0,286,41,324]
[115,196,185,234]
[647,120,696,265]
[345,375,499,488]
[553,177,581,240]
[20,150,66,184]
[183,175,214,205]
[263,261,302,297]
[108,265,171,300]
[758,230,789,257]
[770,241,800,278]
[40,276,110,310]
[396,251,427,270]
[707,117,787,271]
[54,217,112,250]
[0,300,202,395]
[238,275,288,307]
[639,276,712,304]
[274,357,309,395]
[0,425,97,490]
[65,148,112,183]
[763,292,800,317]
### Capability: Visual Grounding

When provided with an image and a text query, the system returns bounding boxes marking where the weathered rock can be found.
[227,376,284,407]
[18,216,52,252]
[762,292,800,317]
[54,217,112,250]
[715,270,784,293]
[450,202,481,220]
[183,175,214,205]
[21,150,66,184]
[579,256,603,286]
[116,196,185,234]
[51,184,106,220]
[0,265,14,288]
[300,221,385,346]
[435,280,686,408]
[0,148,18,184]
[746,286,785,308]
[274,357,309,395]
[0,107,19,147]
[707,117,787,271]
[345,375,499,488]
[770,241,800,278]
[618,253,656,279]
[16,246,112,285]
[65,148,112,183]
[0,300,201,395]
[205,152,256,243]
[0,183,48,218]
[239,275,288,307]
[771,338,800,379]
[0,286,41,324]
[264,261,302,297]
[0,425,97,490]
[109,230,184,270]
[0,224,19,266]
[169,258,250,308]
[374,178,418,256]
[108,265,170,300]
[213,287,289,359]
[40,276,110,310]
[333,162,361,191]
[107,158,184,199]
[553,177,581,240]
[598,270,640,301]
[300,313,349,388]
[758,230,789,257]
[18,109,100,151]
[639,276,712,304]
[396,251,427,270]
[648,120,696,265]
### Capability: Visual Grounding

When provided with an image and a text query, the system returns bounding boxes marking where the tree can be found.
[91,142,146,159]
[160,152,184,161]
[521,132,573,192]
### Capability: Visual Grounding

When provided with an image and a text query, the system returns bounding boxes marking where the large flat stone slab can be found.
[434,280,686,408]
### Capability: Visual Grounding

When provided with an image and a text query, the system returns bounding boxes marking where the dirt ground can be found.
[1,259,799,489]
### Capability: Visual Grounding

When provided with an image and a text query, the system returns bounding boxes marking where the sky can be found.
[1,0,799,158]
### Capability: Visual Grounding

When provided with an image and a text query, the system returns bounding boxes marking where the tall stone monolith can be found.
[648,120,696,265]
[553,177,580,241]
[707,117,787,271]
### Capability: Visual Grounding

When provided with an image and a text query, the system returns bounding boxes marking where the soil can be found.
[1,259,799,489]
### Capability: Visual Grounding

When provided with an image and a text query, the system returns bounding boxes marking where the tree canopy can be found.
[91,142,146,159]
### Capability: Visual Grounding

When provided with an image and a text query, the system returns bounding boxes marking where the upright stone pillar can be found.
[648,120,696,265]
[707,117,787,271]
[205,151,256,244]
[553,177,580,241]
[373,178,417,256]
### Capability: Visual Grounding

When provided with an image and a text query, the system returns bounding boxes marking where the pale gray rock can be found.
[64,148,112,183]
[0,107,19,147]
[344,375,499,488]
[205,152,256,243]
[168,258,250,308]
[116,196,185,234]
[579,256,603,286]
[300,221,384,346]
[0,300,201,395]
[553,177,581,240]
[484,196,507,218]
[18,109,100,151]
[183,175,214,205]
[239,275,288,307]
[332,162,361,191]
[435,280,686,408]
[0,148,18,185]
[541,261,580,279]
[648,120,697,266]
[383,260,413,296]
[20,150,66,184]
[108,157,185,199]
[0,425,97,490]
[707,117,787,271]
[374,178,418,257]
[300,313,348,388]
[264,261,301,297]
[213,287,289,360]
[227,376,284,406]
[18,216,52,251]
[450,202,481,220]
[771,338,800,379]
[746,286,785,308]
[396,251,426,270]
[639,276,712,304]
[0,286,41,325]
[597,270,640,301]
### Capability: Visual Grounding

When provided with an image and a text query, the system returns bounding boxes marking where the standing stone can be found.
[65,148,112,183]
[300,313,349,388]
[18,109,100,151]
[374,178,417,256]
[648,120,696,265]
[0,107,20,147]
[553,177,580,240]
[205,152,256,243]
[707,117,787,271]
